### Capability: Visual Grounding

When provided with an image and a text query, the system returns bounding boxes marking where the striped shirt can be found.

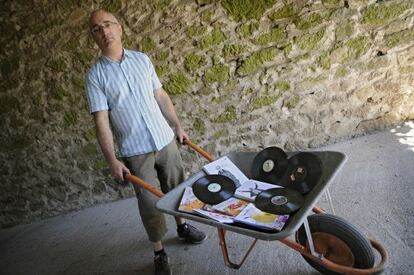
[85,49,174,157]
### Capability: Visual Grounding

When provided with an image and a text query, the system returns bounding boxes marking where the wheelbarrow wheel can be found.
[295,214,375,274]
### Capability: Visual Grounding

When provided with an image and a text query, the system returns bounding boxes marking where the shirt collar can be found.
[100,48,130,65]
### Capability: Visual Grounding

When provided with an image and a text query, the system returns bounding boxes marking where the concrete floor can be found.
[1,122,414,275]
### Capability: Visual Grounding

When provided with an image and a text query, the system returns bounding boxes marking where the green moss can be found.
[362,3,408,26]
[102,0,122,13]
[284,95,300,109]
[155,50,169,62]
[200,29,226,49]
[223,44,246,58]
[294,13,323,30]
[141,37,156,52]
[164,73,191,95]
[83,128,96,141]
[0,95,19,115]
[237,48,278,75]
[250,95,280,110]
[296,30,325,50]
[204,64,230,83]
[155,65,169,77]
[276,80,290,91]
[317,53,331,69]
[221,0,277,21]
[64,111,78,126]
[201,10,214,22]
[47,58,67,72]
[78,161,89,171]
[94,159,107,170]
[193,118,205,133]
[72,76,84,89]
[304,75,327,82]
[184,53,206,73]
[385,29,414,48]
[284,43,292,56]
[269,4,296,20]
[335,67,348,78]
[254,27,286,45]
[343,36,371,61]
[237,21,259,38]
[336,22,353,41]
[151,0,172,10]
[82,143,97,156]
[187,25,207,37]
[213,129,229,139]
[212,106,237,123]
[54,87,68,100]
[322,0,341,6]
[78,51,94,66]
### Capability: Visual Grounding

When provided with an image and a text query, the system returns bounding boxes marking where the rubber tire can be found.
[296,214,375,274]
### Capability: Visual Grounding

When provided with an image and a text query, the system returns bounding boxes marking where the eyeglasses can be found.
[90,21,118,34]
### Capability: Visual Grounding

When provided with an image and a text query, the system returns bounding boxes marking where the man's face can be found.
[89,11,122,51]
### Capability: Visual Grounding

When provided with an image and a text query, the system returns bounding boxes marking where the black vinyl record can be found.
[280,152,322,194]
[255,188,304,215]
[192,175,236,205]
[251,147,288,184]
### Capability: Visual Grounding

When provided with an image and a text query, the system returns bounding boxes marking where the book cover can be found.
[211,197,249,217]
[234,179,282,202]
[234,203,289,231]
[202,156,248,187]
[193,208,234,223]
[178,187,205,213]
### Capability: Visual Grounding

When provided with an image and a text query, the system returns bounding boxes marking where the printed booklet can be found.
[234,203,289,231]
[211,197,249,216]
[202,156,248,187]
[178,187,205,213]
[193,208,234,223]
[234,179,282,202]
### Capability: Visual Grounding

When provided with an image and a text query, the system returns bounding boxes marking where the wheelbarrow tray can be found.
[156,151,346,241]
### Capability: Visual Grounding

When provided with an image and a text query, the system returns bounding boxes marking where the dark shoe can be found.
[177,223,206,244]
[154,253,171,275]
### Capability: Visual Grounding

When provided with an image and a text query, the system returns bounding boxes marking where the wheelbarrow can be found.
[125,139,387,274]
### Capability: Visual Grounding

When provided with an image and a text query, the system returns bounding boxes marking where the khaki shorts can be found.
[124,140,184,242]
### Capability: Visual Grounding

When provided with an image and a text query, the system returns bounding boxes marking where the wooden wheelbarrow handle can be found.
[183,139,215,162]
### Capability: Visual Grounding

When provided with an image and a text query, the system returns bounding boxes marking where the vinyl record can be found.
[280,152,322,194]
[251,147,288,184]
[255,188,304,215]
[192,175,236,205]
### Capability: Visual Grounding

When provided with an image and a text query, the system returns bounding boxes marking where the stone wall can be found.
[1,0,413,228]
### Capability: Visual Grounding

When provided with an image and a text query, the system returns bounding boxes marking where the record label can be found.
[280,152,322,194]
[255,188,304,215]
[251,147,288,184]
[192,175,236,205]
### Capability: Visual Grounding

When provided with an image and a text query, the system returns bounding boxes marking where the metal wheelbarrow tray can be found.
[156,151,344,241]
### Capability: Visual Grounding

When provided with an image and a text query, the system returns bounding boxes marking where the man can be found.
[85,9,206,275]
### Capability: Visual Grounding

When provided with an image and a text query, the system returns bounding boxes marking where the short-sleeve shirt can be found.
[85,49,174,157]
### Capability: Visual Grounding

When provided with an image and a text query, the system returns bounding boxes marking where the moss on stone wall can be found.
[237,22,259,38]
[223,44,245,59]
[212,106,237,123]
[155,65,169,77]
[336,22,354,41]
[343,36,371,61]
[253,27,286,45]
[221,0,277,21]
[296,30,325,50]
[284,95,300,109]
[361,2,408,26]
[204,64,230,83]
[151,0,172,10]
[81,143,97,156]
[102,0,122,13]
[269,4,296,20]
[184,53,205,73]
[335,66,348,78]
[0,95,19,115]
[187,25,207,37]
[83,128,96,142]
[276,80,290,91]
[141,37,156,52]
[317,53,331,69]
[237,48,278,75]
[64,111,78,127]
[200,29,226,49]
[213,129,229,139]
[164,72,191,95]
[250,94,280,110]
[193,118,205,133]
[54,87,68,100]
[294,13,323,30]
[155,50,169,62]
[385,29,414,48]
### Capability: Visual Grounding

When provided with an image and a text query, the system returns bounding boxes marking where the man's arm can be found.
[154,87,189,143]
[93,110,130,180]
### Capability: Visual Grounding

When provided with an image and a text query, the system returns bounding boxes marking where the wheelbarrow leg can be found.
[217,228,258,269]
